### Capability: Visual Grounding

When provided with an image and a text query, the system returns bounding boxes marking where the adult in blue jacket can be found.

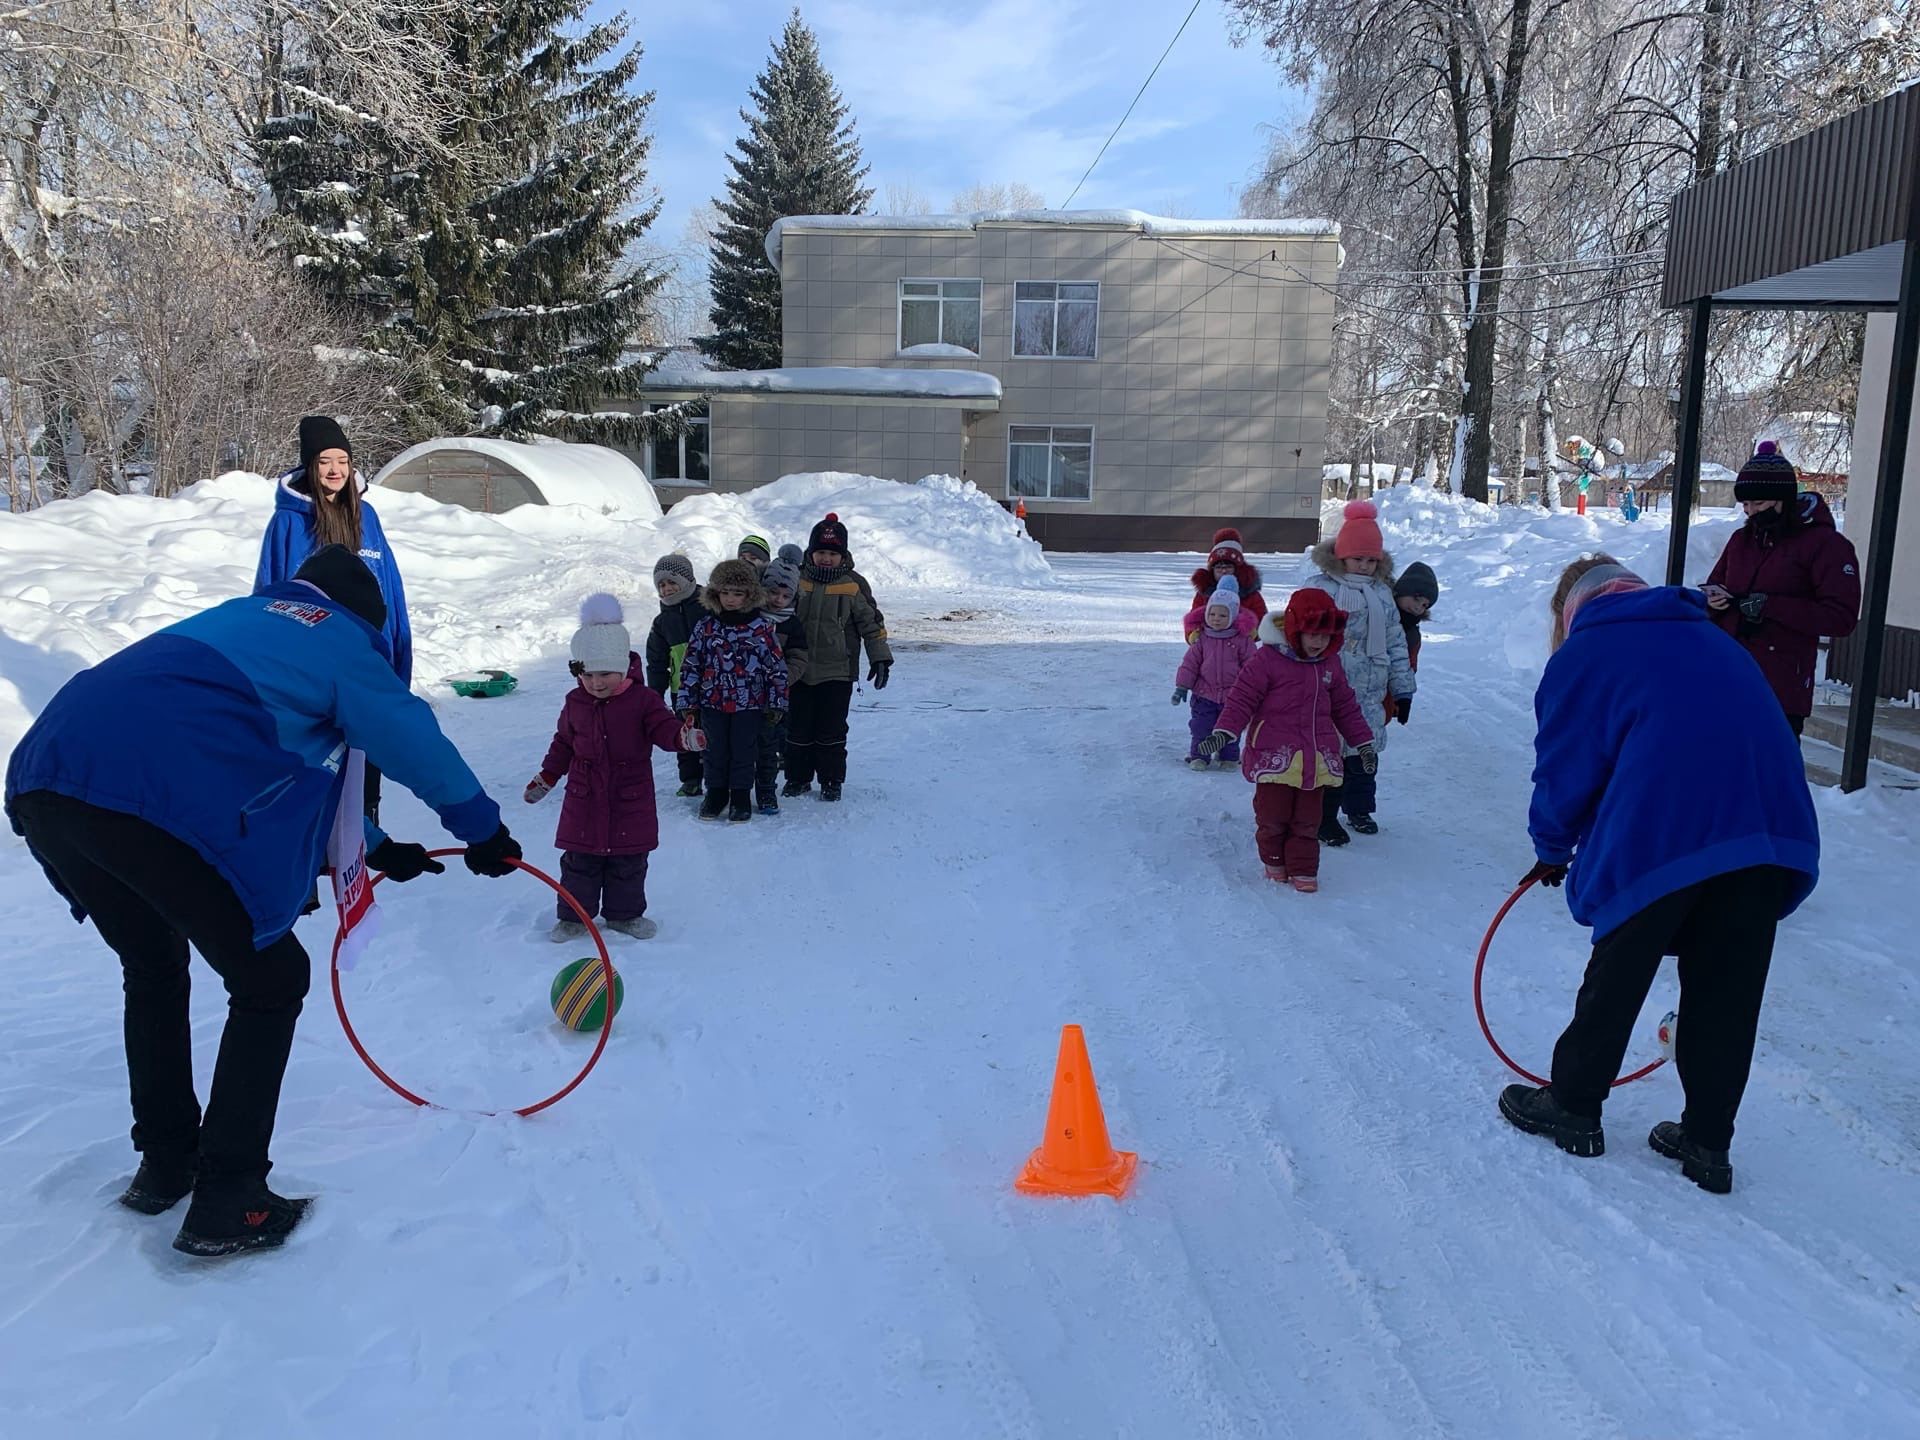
[256,415,411,821]
[5,547,521,1257]
[1498,558,1818,1195]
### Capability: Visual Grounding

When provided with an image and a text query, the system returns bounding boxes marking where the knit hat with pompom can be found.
[1333,500,1385,561]
[1734,440,1799,503]
[570,593,631,674]
[1206,574,1241,627]
[1207,526,1245,568]
[808,512,849,555]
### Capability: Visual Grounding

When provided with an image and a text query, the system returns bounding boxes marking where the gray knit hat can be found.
[762,557,800,598]
[653,552,696,588]
[777,543,804,567]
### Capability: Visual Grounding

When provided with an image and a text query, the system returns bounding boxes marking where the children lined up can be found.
[526,513,891,939]
[1182,505,1438,892]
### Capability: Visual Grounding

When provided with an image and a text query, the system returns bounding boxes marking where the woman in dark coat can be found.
[1701,443,1861,734]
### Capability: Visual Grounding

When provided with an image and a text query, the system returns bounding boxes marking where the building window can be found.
[1007,425,1093,501]
[1013,282,1099,358]
[898,278,982,354]
[648,406,710,485]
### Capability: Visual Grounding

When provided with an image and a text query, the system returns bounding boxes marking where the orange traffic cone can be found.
[1015,1024,1139,1199]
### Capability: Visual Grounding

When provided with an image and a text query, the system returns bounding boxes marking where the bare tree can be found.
[880,182,935,215]
[951,181,1046,213]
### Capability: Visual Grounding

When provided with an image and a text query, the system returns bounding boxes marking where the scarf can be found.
[1330,573,1390,659]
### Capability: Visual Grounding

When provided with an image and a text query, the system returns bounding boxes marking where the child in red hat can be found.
[1198,588,1376,892]
[1184,527,1267,641]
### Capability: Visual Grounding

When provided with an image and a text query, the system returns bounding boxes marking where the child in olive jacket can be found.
[785,513,891,802]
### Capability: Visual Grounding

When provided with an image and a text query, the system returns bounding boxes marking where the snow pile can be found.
[0,469,1049,760]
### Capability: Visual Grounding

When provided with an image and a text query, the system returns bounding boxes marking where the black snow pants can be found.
[1550,865,1793,1150]
[784,679,854,788]
[11,791,312,1190]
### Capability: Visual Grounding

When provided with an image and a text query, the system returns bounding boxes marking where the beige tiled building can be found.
[636,210,1339,551]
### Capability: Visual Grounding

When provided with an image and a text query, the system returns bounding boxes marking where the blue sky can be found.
[593,0,1307,254]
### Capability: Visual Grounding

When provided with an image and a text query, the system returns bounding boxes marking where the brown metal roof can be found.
[1661,83,1920,310]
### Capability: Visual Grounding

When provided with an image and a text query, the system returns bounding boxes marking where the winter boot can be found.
[1648,1121,1733,1194]
[1187,757,1211,772]
[173,1185,313,1258]
[675,779,704,798]
[119,1154,197,1216]
[757,783,780,816]
[1499,1084,1604,1158]
[1263,864,1289,884]
[728,789,753,823]
[605,916,658,941]
[1319,814,1351,847]
[550,919,587,943]
[698,788,728,821]
[819,781,843,802]
[1290,875,1319,894]
[781,779,811,798]
[1349,814,1380,836]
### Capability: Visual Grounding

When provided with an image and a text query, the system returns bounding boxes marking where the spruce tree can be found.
[261,1,669,447]
[463,0,665,443]
[700,10,873,371]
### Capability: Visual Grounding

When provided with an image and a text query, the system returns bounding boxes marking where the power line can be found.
[1061,0,1205,208]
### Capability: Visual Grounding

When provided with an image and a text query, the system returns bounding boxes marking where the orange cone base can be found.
[1015,1146,1139,1199]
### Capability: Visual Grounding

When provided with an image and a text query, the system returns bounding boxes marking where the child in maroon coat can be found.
[524,595,686,940]
[1200,588,1376,892]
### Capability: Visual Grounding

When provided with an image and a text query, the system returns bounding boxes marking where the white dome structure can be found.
[372,437,663,518]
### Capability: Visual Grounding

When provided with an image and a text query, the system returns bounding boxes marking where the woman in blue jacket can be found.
[1499,556,1819,1194]
[257,415,412,819]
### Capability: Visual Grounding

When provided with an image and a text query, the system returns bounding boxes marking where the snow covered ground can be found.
[1,483,1916,1437]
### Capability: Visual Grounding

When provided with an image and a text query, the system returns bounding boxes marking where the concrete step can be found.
[1803,703,1920,775]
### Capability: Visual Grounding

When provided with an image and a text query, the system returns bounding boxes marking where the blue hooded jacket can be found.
[256,471,413,684]
[1530,585,1819,939]
[6,583,499,947]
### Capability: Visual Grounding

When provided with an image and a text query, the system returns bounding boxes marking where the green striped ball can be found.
[550,957,624,1031]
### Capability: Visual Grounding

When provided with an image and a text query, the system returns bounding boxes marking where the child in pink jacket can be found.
[1199,587,1376,892]
[1173,576,1257,770]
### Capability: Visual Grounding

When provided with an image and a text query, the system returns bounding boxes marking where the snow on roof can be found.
[641,365,1002,404]
[371,437,662,517]
[765,209,1340,267]
[1755,412,1851,475]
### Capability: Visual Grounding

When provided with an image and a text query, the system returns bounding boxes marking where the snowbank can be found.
[0,469,1048,760]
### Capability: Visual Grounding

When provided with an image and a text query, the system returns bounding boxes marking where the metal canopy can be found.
[1660,82,1920,792]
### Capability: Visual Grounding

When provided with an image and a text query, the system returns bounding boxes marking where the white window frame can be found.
[896,277,983,356]
[1012,281,1100,360]
[1006,424,1095,503]
[644,404,710,487]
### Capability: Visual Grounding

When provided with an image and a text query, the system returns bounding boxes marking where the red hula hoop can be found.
[330,848,614,1117]
[1474,876,1666,1088]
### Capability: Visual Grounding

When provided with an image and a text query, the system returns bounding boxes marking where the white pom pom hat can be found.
[570,593,631,674]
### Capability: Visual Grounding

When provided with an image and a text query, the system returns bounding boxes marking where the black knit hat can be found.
[298,414,353,474]
[807,512,849,555]
[1394,561,1439,606]
[1734,441,1798,502]
[294,544,386,630]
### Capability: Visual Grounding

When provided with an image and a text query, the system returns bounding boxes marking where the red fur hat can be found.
[1282,586,1347,653]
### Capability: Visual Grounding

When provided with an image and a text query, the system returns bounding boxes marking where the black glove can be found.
[1196,728,1233,757]
[867,661,891,690]
[1394,696,1412,725]
[463,825,522,878]
[366,840,445,883]
[1737,592,1767,622]
[1522,859,1569,888]
[765,709,786,729]
[1355,743,1378,774]
[1171,687,1188,705]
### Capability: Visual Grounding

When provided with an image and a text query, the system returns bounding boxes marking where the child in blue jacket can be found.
[1498,557,1819,1195]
